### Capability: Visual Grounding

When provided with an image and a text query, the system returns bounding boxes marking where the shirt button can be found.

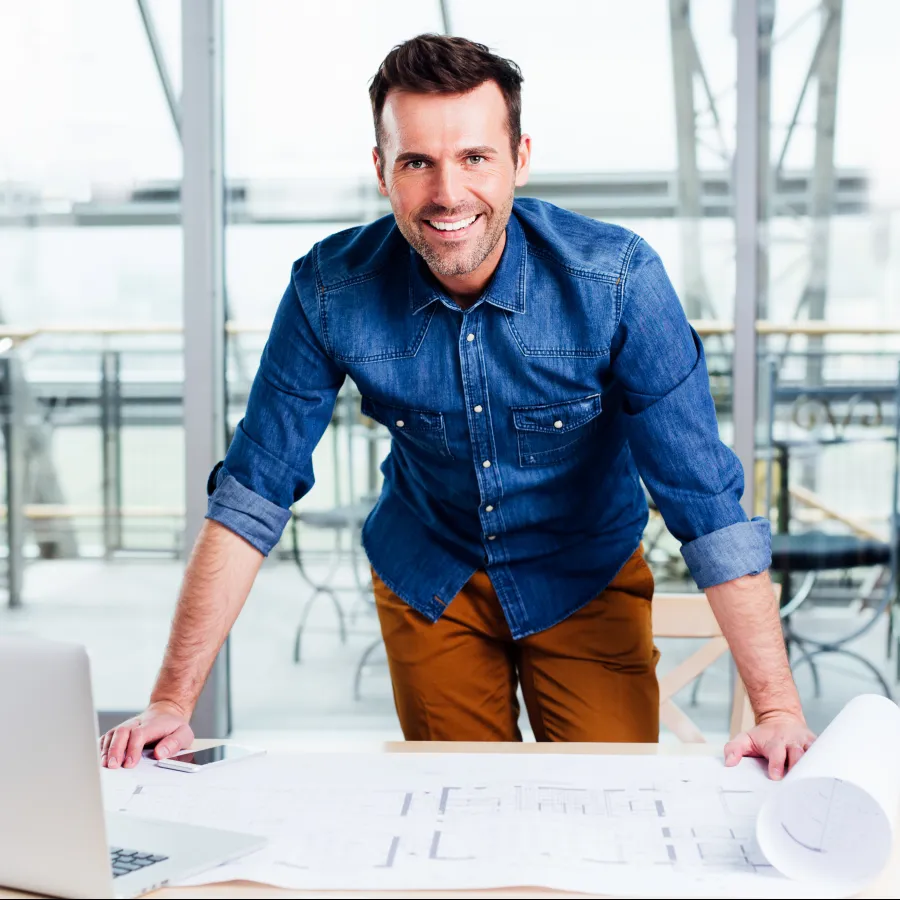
[466,333,475,342]
[482,460,491,468]
[395,420,405,428]
[487,535,496,541]
[554,420,563,429]
[485,505,494,512]
[473,404,483,413]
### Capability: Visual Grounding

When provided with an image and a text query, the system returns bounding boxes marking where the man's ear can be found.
[372,147,388,197]
[514,134,532,189]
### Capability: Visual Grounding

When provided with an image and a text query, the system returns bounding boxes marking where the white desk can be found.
[3,740,898,899]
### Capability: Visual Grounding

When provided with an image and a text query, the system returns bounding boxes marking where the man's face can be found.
[373,80,530,279]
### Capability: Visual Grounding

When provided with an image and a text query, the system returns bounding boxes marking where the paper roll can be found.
[757,693,900,893]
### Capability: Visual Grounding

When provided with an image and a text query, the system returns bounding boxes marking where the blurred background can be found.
[1,0,898,746]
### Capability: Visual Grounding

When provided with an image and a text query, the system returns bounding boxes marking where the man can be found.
[102,34,813,776]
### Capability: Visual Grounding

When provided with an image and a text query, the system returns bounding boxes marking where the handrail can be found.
[0,504,184,519]
[0,321,898,341]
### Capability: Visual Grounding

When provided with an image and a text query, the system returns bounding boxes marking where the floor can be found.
[2,554,896,747]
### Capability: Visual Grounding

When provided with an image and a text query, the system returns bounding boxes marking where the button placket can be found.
[458,314,502,556]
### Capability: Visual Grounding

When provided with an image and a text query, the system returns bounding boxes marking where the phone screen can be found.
[165,745,254,766]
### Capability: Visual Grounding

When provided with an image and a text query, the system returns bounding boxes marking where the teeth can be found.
[428,215,477,232]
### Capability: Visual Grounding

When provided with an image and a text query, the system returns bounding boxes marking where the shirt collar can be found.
[408,211,527,316]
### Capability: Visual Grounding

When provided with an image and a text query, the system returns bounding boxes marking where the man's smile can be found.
[423,213,482,239]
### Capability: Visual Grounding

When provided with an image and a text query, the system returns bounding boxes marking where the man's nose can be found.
[432,163,466,212]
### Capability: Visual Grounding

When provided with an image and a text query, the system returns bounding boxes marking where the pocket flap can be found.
[360,396,445,433]
[512,393,602,434]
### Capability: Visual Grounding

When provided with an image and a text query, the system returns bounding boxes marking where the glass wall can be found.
[756,0,900,729]
[224,0,739,733]
[6,0,896,737]
[0,0,186,713]
[223,0,445,733]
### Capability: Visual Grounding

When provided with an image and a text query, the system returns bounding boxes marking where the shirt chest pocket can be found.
[512,393,602,467]
[360,396,453,459]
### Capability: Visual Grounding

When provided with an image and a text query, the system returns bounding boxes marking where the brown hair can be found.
[369,34,524,161]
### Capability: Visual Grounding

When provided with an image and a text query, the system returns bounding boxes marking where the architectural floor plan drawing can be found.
[97,696,899,897]
[101,749,848,898]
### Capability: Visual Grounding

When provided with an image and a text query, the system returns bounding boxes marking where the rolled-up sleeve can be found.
[611,238,771,588]
[206,257,345,555]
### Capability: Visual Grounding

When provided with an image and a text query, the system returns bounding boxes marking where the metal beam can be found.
[756,0,774,321]
[669,0,709,320]
[803,0,843,388]
[1,356,25,607]
[182,0,229,738]
[438,0,453,34]
[0,169,870,229]
[136,0,182,142]
[734,0,761,519]
[774,3,838,178]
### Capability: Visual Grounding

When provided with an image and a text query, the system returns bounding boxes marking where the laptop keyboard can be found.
[109,847,169,879]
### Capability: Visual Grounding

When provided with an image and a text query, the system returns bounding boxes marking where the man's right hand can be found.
[100,700,194,769]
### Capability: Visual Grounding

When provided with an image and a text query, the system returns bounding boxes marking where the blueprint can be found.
[99,694,900,897]
[100,750,828,897]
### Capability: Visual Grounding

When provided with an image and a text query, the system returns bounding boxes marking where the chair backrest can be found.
[652,584,782,743]
[763,358,900,599]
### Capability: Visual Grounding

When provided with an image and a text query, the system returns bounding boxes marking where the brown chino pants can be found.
[371,547,660,742]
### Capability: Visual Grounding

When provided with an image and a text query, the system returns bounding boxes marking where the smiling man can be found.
[102,35,813,777]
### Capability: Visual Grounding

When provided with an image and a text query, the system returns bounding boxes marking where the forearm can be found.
[705,570,804,722]
[150,518,264,715]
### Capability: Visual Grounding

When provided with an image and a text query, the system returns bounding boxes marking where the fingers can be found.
[102,711,191,769]
[105,723,135,769]
[153,723,194,760]
[122,724,149,769]
[106,716,151,768]
[723,731,755,766]
[99,730,116,766]
[765,739,788,780]
[786,741,805,773]
[724,719,815,780]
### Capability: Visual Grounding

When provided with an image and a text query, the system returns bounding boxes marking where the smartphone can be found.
[155,743,265,773]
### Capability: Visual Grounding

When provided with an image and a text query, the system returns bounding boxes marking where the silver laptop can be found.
[0,636,265,899]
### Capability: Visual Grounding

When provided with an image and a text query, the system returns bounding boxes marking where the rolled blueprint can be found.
[757,693,900,894]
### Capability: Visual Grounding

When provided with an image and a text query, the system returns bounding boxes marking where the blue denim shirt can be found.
[207,199,771,638]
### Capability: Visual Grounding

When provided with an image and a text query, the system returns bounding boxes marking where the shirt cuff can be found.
[205,465,292,556]
[680,517,772,589]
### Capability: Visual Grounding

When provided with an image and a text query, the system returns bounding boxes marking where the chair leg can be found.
[896,636,900,682]
[805,646,893,700]
[689,672,704,707]
[785,635,823,699]
[779,571,817,618]
[293,587,348,663]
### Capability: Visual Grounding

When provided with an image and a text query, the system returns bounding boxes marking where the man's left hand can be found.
[723,712,816,780]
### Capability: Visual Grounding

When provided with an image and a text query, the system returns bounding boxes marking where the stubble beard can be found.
[399,188,515,277]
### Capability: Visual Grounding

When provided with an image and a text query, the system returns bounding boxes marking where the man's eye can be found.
[468,155,485,164]
[405,160,428,170]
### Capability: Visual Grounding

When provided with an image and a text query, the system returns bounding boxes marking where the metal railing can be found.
[1,322,898,609]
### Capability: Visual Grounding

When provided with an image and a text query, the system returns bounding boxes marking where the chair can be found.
[652,589,784,742]
[762,357,900,698]
[291,383,385,663]
[290,499,374,661]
